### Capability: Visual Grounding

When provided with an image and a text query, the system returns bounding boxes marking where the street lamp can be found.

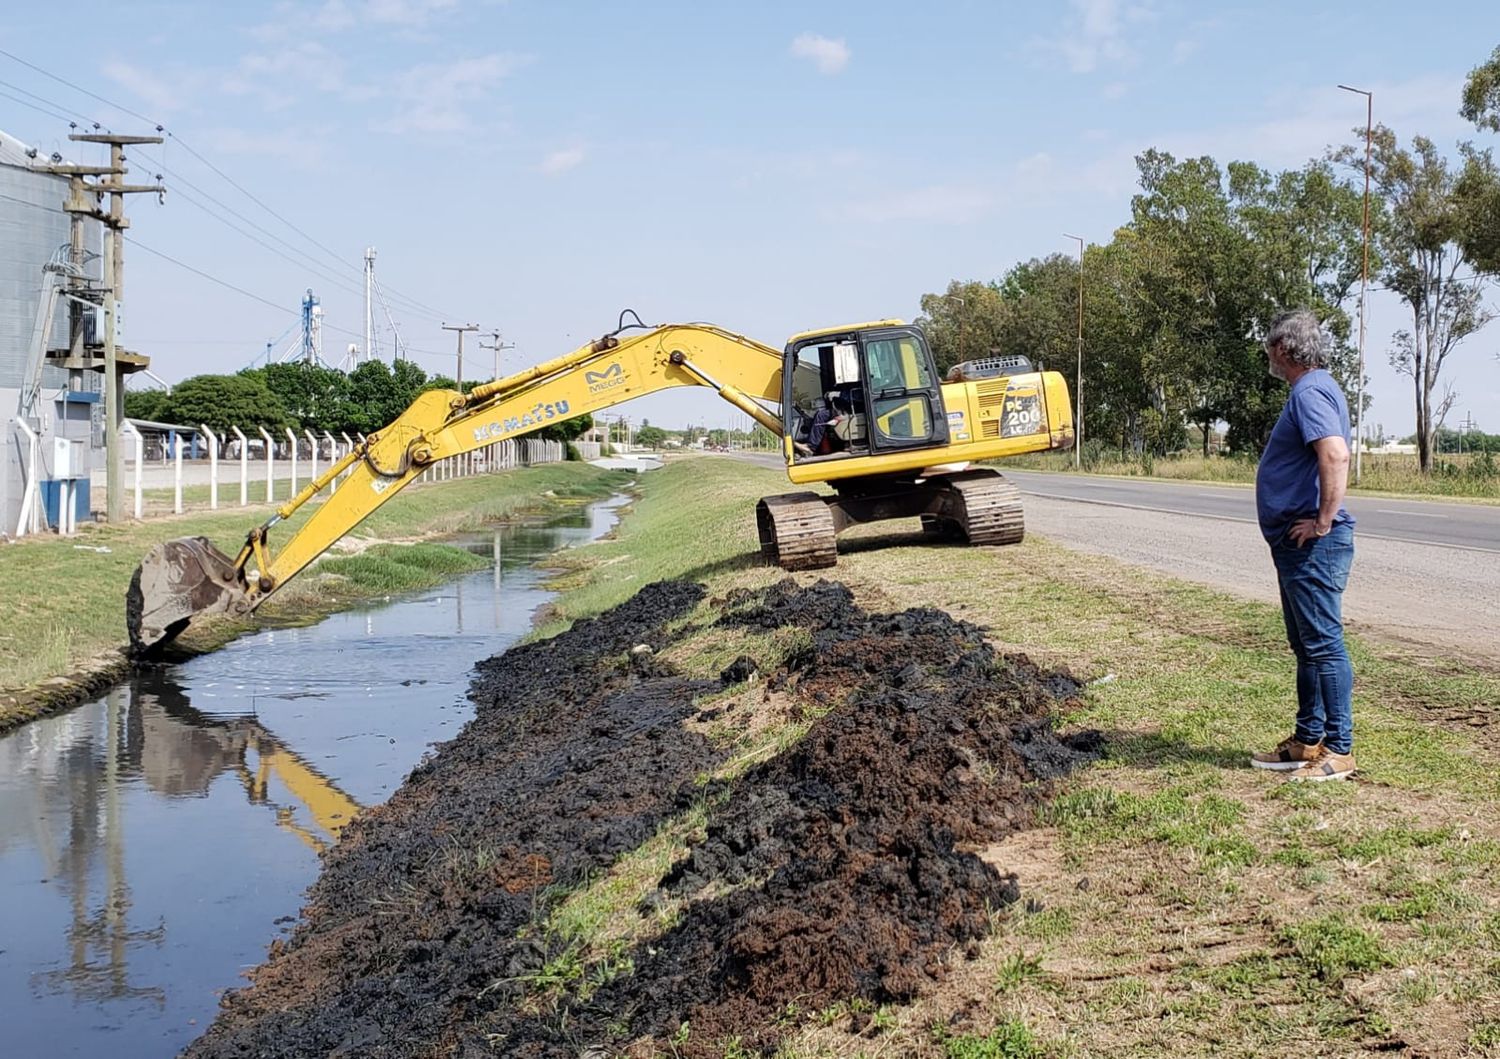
[1338,83,1373,484]
[1064,233,1085,469]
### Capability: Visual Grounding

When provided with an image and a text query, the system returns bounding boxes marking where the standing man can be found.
[1250,310,1357,781]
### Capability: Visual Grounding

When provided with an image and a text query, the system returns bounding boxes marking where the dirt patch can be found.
[187,579,1098,1058]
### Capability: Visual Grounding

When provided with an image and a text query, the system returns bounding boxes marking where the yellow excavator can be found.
[127,315,1073,652]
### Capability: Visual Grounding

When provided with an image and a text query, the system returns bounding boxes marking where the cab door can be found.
[859,327,949,452]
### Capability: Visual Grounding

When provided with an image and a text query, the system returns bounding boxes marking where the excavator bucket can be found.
[127,536,253,655]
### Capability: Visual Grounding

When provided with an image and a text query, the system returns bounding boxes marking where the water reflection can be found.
[0,498,623,1058]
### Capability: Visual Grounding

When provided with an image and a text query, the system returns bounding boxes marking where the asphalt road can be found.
[1003,470,1500,554]
[723,452,1500,666]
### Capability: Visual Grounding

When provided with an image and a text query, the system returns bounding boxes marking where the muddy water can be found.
[0,497,624,1059]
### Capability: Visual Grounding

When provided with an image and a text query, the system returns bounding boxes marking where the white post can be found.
[259,427,274,502]
[323,431,338,494]
[174,435,183,514]
[121,420,143,520]
[202,425,219,510]
[340,433,354,487]
[13,419,39,536]
[305,429,318,489]
[232,426,248,506]
[287,427,298,495]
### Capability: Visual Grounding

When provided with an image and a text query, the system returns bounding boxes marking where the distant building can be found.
[1,128,104,534]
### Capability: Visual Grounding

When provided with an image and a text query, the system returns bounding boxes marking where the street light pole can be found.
[1064,233,1085,469]
[1338,84,1372,484]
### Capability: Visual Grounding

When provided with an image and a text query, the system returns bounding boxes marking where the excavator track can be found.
[756,492,838,571]
[944,471,1024,547]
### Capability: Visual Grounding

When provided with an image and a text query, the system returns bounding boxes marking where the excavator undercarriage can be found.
[756,469,1024,571]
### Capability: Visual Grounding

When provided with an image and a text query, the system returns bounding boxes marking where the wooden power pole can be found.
[60,132,164,523]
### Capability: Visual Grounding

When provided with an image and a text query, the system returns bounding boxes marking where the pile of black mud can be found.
[187,579,1099,1059]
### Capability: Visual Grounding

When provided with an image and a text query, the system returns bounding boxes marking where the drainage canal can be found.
[0,496,624,1059]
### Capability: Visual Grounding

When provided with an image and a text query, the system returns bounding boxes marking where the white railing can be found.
[65,428,566,523]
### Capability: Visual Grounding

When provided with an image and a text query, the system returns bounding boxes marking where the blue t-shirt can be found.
[1255,369,1355,543]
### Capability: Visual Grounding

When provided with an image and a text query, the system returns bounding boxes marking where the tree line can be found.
[916,46,1500,473]
[124,359,593,443]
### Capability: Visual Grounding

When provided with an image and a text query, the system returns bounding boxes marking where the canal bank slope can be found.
[0,464,632,732]
[191,458,1500,1058]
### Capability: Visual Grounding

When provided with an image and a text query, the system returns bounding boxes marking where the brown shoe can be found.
[1288,748,1356,782]
[1250,736,1323,771]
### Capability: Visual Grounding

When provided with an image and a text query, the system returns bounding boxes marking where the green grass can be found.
[936,1019,1046,1059]
[1001,449,1500,499]
[1280,916,1394,983]
[0,463,631,722]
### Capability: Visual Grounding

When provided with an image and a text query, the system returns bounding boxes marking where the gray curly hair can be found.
[1265,309,1328,369]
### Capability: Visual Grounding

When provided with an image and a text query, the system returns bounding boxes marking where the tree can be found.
[123,388,173,422]
[914,280,1008,373]
[635,424,668,448]
[1461,45,1500,133]
[167,373,290,434]
[252,362,348,433]
[1337,127,1499,471]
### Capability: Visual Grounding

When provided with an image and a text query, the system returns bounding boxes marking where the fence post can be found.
[174,435,184,513]
[231,426,248,506]
[202,425,219,509]
[287,427,298,496]
[305,428,319,490]
[259,427,275,502]
[340,433,354,487]
[322,432,338,493]
[120,420,143,519]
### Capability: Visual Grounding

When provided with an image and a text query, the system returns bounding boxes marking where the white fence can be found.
[64,432,569,530]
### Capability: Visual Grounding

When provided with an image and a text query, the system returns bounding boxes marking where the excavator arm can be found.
[127,323,787,652]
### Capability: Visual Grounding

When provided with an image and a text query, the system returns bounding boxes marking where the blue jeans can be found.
[1270,522,1355,754]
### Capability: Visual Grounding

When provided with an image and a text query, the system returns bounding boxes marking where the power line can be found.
[0,47,463,322]
[0,46,158,126]
[0,84,75,124]
[124,235,300,316]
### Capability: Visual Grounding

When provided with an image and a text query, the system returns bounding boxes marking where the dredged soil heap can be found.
[187,578,1097,1059]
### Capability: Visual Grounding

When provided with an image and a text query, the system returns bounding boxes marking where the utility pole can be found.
[478,330,515,380]
[441,323,478,388]
[1064,233,1085,469]
[60,132,164,524]
[1338,84,1373,485]
[364,247,376,363]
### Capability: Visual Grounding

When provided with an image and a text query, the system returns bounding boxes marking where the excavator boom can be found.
[127,323,786,653]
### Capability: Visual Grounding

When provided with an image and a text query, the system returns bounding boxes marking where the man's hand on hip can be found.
[1287,517,1332,547]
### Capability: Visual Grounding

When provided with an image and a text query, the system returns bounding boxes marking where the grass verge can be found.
[502,454,1500,1057]
[1003,449,1500,501]
[0,463,632,731]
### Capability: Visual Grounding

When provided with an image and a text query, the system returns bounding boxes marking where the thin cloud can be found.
[375,52,524,134]
[102,61,191,116]
[1043,0,1155,75]
[790,33,851,75]
[538,145,586,175]
[844,184,994,224]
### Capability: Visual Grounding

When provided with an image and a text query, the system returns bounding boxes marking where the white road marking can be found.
[1375,509,1447,518]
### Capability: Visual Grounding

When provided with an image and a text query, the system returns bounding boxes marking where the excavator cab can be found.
[783,323,950,462]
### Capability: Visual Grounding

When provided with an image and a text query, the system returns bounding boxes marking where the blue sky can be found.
[4,0,1498,436]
